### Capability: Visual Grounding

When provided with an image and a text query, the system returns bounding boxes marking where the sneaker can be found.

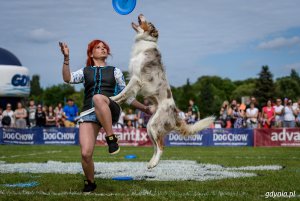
[82,180,97,193]
[105,134,120,155]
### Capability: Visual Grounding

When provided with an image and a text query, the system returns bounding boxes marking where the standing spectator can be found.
[27,99,37,128]
[63,98,79,127]
[262,100,275,128]
[115,110,125,128]
[55,102,65,127]
[295,98,300,127]
[246,102,259,128]
[2,103,15,127]
[46,105,56,127]
[0,107,3,127]
[219,100,232,128]
[233,102,245,128]
[124,108,138,128]
[273,98,284,128]
[14,102,27,128]
[283,99,296,128]
[35,104,46,127]
[230,100,238,127]
[188,99,200,121]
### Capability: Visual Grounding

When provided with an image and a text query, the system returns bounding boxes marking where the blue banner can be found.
[0,127,79,145]
[165,128,253,146]
[0,127,253,146]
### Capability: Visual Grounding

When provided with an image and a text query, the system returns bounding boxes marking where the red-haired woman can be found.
[59,40,150,193]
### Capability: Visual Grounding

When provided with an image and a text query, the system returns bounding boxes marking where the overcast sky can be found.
[1,0,300,90]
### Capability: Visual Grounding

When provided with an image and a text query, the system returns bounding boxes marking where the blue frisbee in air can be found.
[112,176,134,181]
[112,0,137,15]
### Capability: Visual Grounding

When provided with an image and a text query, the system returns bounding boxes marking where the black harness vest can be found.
[82,66,117,112]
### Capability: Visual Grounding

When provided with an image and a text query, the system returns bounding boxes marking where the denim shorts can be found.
[78,98,121,127]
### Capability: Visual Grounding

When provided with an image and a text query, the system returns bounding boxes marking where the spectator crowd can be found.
[216,96,300,129]
[1,96,300,129]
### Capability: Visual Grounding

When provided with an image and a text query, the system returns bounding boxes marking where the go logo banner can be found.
[11,74,30,86]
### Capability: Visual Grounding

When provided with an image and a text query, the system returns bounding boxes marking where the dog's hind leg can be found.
[110,76,141,103]
[147,133,164,169]
[146,129,158,169]
[146,112,165,169]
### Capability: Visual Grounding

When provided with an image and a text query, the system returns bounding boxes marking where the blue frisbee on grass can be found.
[3,181,39,188]
[112,0,137,15]
[124,154,137,159]
[112,176,134,181]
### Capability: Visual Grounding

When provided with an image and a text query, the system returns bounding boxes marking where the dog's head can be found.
[132,14,159,41]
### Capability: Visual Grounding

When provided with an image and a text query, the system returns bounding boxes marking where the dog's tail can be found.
[176,116,215,136]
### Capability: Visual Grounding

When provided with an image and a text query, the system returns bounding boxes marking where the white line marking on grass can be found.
[0,151,62,159]
[0,160,282,181]
[0,190,249,197]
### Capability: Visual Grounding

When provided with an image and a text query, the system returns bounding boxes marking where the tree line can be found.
[30,66,300,117]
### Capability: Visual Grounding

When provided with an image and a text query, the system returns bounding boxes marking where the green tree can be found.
[253,65,275,106]
[29,75,43,102]
[43,84,76,106]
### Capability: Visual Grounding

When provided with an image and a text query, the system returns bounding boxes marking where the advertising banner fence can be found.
[255,128,300,147]
[1,127,299,147]
[0,127,79,145]
[164,128,253,146]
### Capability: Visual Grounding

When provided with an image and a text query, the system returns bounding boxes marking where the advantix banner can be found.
[255,128,300,147]
[0,127,299,147]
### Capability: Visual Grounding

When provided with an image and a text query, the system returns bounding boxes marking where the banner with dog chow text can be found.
[164,128,254,146]
[255,128,300,147]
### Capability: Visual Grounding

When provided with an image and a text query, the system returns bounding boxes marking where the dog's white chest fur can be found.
[129,40,157,76]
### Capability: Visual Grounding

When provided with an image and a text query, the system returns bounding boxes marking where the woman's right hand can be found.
[59,42,69,57]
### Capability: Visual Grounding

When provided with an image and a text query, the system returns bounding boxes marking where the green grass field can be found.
[0,145,299,201]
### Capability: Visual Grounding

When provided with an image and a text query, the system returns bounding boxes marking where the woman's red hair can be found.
[86,39,111,67]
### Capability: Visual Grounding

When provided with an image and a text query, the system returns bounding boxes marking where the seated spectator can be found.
[2,103,15,127]
[55,102,65,127]
[273,98,284,128]
[0,107,3,127]
[138,99,152,128]
[283,99,296,128]
[63,99,78,127]
[14,102,27,128]
[125,120,134,129]
[186,110,196,124]
[233,102,246,128]
[36,104,46,127]
[46,105,56,127]
[27,99,37,128]
[176,108,186,120]
[262,100,275,128]
[246,102,258,128]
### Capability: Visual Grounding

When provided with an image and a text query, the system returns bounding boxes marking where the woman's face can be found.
[267,100,272,106]
[92,42,108,60]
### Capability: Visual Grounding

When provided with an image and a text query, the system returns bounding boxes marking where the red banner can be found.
[255,128,300,147]
[96,127,152,146]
